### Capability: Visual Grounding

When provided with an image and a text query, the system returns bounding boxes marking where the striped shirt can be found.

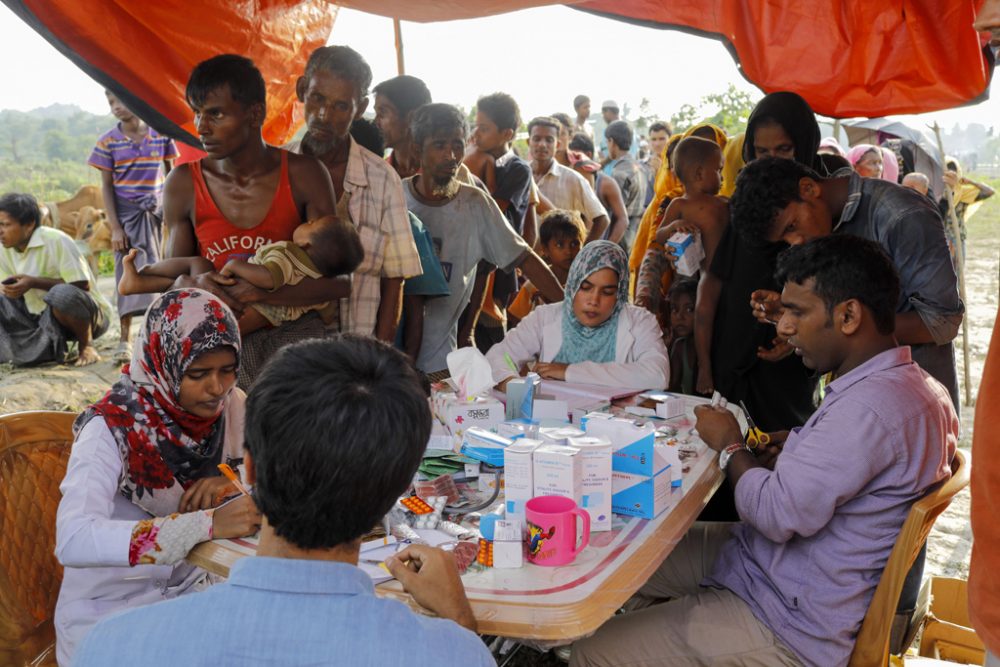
[88,125,178,202]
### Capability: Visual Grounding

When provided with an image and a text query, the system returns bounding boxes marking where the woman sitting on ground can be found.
[54,289,260,666]
[487,240,668,389]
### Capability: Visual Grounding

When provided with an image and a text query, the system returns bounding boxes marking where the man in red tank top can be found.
[160,55,349,386]
[161,55,347,320]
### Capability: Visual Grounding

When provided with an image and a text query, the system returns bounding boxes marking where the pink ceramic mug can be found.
[525,495,590,566]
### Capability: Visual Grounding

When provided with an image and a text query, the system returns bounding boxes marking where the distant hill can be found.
[0,105,114,163]
[27,102,90,120]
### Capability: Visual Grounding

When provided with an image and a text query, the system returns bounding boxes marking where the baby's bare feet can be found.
[118,249,140,295]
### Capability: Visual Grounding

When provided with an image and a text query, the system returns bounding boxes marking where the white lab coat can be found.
[54,397,244,666]
[486,302,669,389]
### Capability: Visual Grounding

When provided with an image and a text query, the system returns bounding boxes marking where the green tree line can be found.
[0,105,114,202]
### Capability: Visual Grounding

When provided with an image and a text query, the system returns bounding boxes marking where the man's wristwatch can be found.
[719,441,753,471]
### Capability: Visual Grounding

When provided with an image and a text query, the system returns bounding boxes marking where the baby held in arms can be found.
[119,215,363,334]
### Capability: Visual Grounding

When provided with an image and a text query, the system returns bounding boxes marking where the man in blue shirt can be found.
[601,120,647,253]
[75,337,495,667]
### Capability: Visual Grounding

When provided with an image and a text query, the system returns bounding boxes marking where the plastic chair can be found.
[847,449,970,667]
[0,411,77,667]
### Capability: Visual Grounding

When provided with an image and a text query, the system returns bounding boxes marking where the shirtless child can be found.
[652,136,728,271]
[636,137,727,306]
[119,214,362,334]
[637,136,728,396]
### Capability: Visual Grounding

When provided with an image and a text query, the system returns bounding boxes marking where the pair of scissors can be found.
[738,400,770,450]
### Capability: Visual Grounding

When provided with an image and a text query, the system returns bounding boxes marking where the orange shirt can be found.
[970,312,1000,655]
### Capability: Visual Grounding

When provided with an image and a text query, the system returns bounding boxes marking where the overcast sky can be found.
[1,4,996,135]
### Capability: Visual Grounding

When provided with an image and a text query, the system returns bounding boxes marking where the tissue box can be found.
[431,391,504,450]
[493,519,524,568]
[667,231,705,277]
[532,444,582,503]
[613,467,673,519]
[569,435,613,532]
[504,439,542,523]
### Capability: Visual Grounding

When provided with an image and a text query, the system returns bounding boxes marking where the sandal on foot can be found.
[113,342,131,363]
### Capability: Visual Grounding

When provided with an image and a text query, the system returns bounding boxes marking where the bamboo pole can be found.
[932,122,974,406]
[832,118,841,144]
[393,18,405,75]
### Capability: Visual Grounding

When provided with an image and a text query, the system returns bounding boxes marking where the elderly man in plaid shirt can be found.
[290,45,422,341]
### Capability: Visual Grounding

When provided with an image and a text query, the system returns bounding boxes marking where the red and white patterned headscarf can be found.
[75,288,241,507]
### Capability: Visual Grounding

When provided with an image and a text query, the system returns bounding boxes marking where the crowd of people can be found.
[0,40,977,667]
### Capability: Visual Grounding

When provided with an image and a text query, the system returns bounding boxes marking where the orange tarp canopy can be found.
[3,0,336,147]
[2,0,993,147]
[338,0,992,118]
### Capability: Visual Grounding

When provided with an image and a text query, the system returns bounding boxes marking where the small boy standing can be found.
[637,136,729,398]
[466,93,535,349]
[636,137,728,306]
[473,93,533,235]
[89,90,178,362]
[507,210,585,327]
[650,136,728,272]
[603,120,648,253]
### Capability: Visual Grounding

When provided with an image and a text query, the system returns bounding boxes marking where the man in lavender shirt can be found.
[571,235,957,667]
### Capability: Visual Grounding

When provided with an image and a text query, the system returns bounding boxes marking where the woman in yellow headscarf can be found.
[628,123,728,296]
[941,155,995,263]
[720,132,746,197]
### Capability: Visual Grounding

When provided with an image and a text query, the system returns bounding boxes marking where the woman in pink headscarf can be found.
[847,143,884,179]
[880,146,900,183]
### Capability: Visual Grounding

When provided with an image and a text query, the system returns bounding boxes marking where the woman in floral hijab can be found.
[54,289,260,666]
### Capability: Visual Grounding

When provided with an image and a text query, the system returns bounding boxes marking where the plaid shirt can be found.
[289,138,422,335]
[604,155,648,219]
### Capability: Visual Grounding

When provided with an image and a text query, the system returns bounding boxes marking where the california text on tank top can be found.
[191,150,301,270]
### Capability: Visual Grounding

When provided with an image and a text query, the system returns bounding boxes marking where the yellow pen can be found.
[217,463,252,498]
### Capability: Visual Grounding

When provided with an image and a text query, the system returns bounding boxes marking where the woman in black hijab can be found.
[742,91,822,168]
[699,92,822,519]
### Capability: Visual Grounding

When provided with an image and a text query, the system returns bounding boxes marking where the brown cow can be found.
[68,206,111,275]
[38,187,112,274]
[39,185,104,229]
